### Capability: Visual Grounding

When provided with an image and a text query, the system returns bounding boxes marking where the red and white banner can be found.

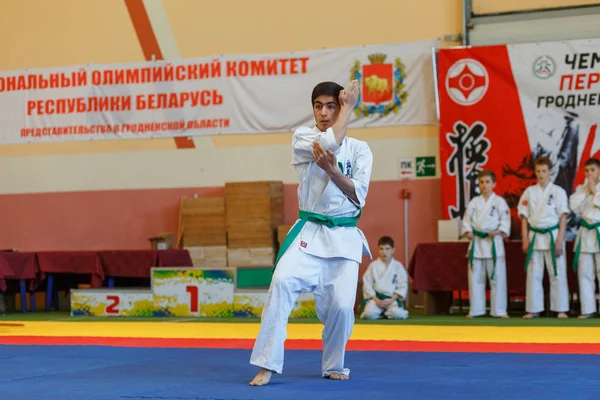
[438,38,600,238]
[0,40,437,144]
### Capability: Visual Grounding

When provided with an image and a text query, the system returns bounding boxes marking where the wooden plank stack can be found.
[186,245,228,267]
[225,181,284,266]
[178,197,227,267]
[227,248,275,267]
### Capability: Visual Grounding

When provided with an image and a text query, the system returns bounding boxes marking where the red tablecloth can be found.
[99,249,192,278]
[0,252,38,291]
[36,251,104,288]
[408,241,578,294]
[157,249,193,267]
[0,249,192,290]
[99,250,159,278]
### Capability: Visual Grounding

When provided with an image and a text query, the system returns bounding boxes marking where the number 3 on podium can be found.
[186,286,199,313]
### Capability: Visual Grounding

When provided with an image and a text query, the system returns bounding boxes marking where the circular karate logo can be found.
[533,55,556,79]
[445,59,489,106]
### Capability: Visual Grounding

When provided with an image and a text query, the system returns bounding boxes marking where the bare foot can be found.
[328,373,349,380]
[557,312,569,319]
[465,314,474,319]
[522,313,539,319]
[249,368,273,386]
[498,315,510,319]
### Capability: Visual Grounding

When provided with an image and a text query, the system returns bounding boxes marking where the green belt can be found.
[524,223,560,276]
[358,292,403,316]
[468,228,498,280]
[273,209,361,269]
[573,219,600,272]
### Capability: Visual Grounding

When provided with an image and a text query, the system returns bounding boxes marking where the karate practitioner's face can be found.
[535,164,551,185]
[313,95,340,132]
[378,244,394,262]
[584,165,600,183]
[478,176,495,196]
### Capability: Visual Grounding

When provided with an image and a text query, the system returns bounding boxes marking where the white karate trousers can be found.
[468,257,507,317]
[526,251,570,313]
[577,253,600,315]
[249,238,359,376]
[360,300,409,320]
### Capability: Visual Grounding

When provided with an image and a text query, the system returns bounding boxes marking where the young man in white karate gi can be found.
[518,156,570,319]
[569,158,600,319]
[249,80,373,386]
[360,236,409,320]
[461,170,511,318]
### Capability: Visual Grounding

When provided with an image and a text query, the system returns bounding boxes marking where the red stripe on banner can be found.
[437,46,530,237]
[1,336,599,354]
[574,124,599,189]
[124,0,195,150]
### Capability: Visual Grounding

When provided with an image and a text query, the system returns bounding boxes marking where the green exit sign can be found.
[416,156,436,177]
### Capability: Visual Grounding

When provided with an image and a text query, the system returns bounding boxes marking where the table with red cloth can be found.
[408,241,578,315]
[0,249,193,312]
[37,251,105,288]
[0,252,39,312]
[156,249,194,268]
[99,251,158,280]
[0,252,38,292]
[99,249,194,282]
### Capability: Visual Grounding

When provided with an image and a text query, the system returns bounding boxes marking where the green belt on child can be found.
[358,292,403,316]
[524,223,560,276]
[468,228,498,280]
[573,219,600,272]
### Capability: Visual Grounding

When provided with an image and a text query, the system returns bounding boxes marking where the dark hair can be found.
[478,170,496,183]
[584,158,600,168]
[311,81,344,105]
[534,156,553,169]
[378,236,394,248]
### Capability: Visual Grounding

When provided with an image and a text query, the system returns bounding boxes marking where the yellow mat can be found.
[2,321,600,344]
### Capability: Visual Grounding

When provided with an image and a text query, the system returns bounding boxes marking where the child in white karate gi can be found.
[462,170,511,318]
[518,156,570,319]
[360,236,409,320]
[569,157,600,319]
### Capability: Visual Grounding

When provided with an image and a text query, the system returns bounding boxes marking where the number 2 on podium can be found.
[186,285,199,313]
[106,295,120,314]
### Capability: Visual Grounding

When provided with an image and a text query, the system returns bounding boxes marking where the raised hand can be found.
[312,141,336,174]
[339,79,359,109]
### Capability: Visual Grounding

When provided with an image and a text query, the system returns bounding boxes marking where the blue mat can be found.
[0,345,599,399]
